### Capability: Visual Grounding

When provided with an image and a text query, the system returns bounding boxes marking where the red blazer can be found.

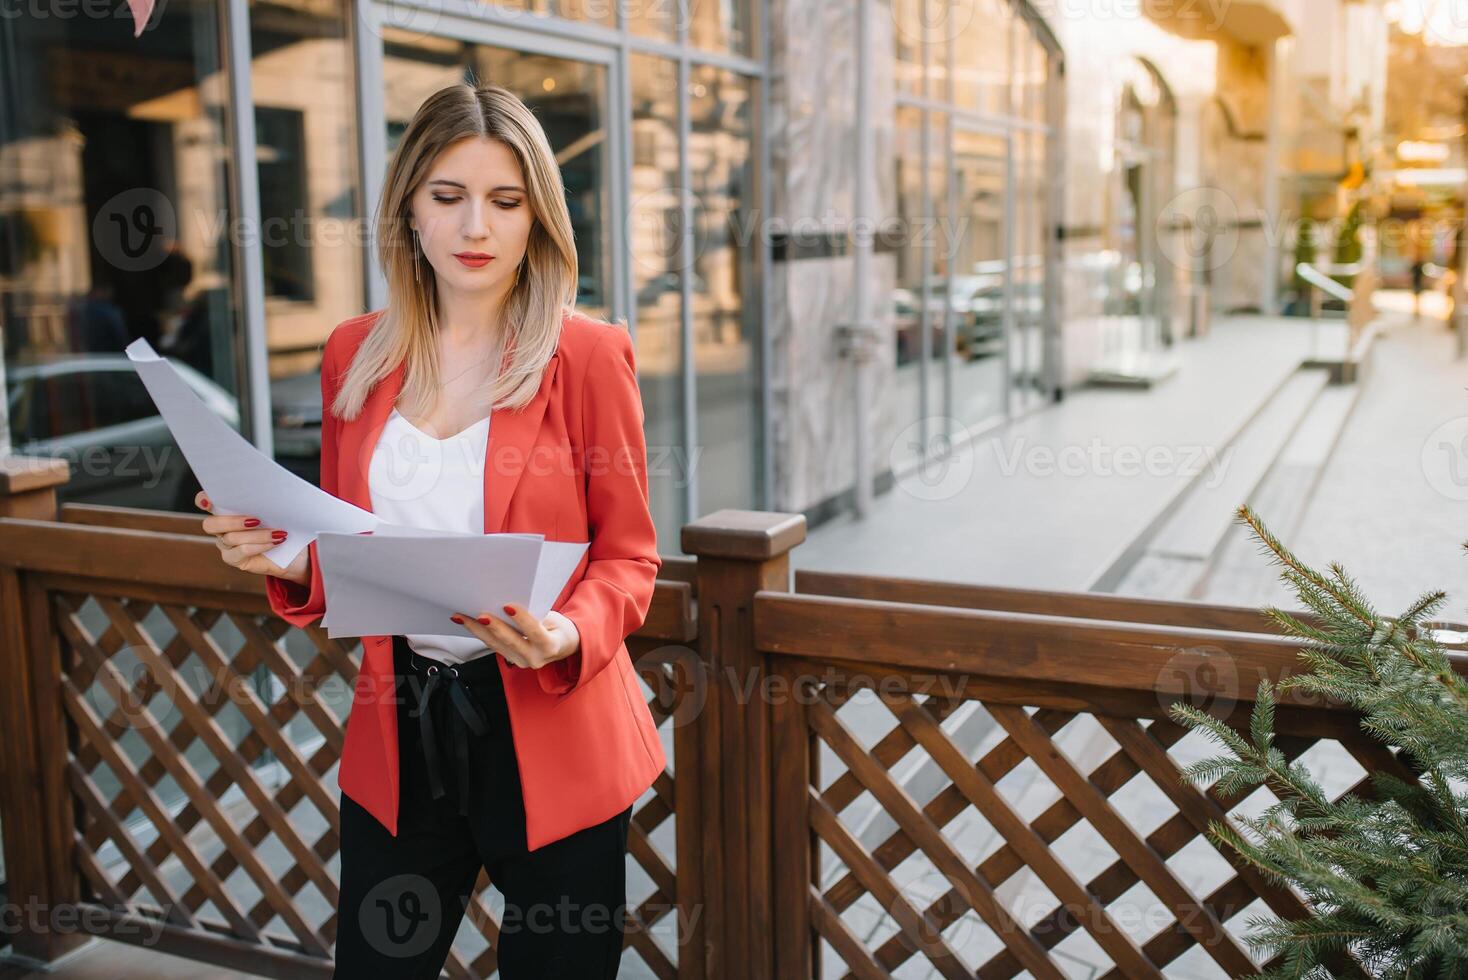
[265,309,666,850]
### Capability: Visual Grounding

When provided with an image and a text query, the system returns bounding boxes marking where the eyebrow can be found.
[427,179,526,193]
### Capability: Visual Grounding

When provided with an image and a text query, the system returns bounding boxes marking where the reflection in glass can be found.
[955,0,1009,115]
[556,0,614,26]
[250,0,366,482]
[629,54,686,553]
[689,64,759,516]
[893,0,925,96]
[626,0,677,43]
[381,31,612,322]
[949,127,1007,431]
[1009,127,1046,412]
[896,0,1055,443]
[688,0,751,57]
[477,0,547,13]
[0,0,243,511]
[892,107,942,471]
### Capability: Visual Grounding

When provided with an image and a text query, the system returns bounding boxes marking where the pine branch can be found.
[1168,507,1468,977]
[1237,504,1376,630]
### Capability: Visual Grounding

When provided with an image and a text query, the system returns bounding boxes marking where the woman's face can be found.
[408,136,535,299]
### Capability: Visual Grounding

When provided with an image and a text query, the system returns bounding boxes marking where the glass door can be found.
[1010,125,1047,415]
[946,123,1011,435]
[368,14,621,322]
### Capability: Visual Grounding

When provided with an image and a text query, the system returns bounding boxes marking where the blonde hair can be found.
[331,83,579,420]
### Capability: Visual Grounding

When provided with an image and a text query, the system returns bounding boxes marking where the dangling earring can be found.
[514,257,524,287]
[412,229,421,284]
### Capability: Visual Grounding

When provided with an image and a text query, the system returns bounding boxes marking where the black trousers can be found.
[333,634,633,979]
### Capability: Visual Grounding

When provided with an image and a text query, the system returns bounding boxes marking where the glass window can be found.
[249,0,367,483]
[1024,28,1047,124]
[381,31,613,323]
[949,126,1007,430]
[894,0,925,96]
[629,53,687,554]
[689,0,753,57]
[556,0,614,26]
[892,106,941,471]
[689,64,760,516]
[0,0,245,511]
[1010,126,1047,411]
[96,371,163,427]
[926,0,950,99]
[627,0,677,43]
[955,0,1009,115]
[476,0,549,14]
[896,0,1054,436]
[927,112,951,419]
[35,373,95,441]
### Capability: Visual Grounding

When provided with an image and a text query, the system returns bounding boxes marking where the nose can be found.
[461,198,490,241]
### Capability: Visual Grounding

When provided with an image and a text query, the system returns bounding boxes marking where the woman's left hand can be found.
[448,605,580,670]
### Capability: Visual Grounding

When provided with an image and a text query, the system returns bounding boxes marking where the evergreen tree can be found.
[1170,504,1468,979]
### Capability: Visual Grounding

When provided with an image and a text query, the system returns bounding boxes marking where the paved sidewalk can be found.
[0,941,254,979]
[796,315,1342,591]
[1200,300,1468,615]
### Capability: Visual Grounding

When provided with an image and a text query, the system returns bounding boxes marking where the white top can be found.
[367,407,495,665]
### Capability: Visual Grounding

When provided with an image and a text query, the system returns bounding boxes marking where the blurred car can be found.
[6,353,239,511]
[636,270,708,308]
[270,368,326,484]
[894,267,1015,361]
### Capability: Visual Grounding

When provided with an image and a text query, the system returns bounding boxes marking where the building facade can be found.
[0,0,1385,553]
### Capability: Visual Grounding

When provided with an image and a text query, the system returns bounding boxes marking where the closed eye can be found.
[431,195,521,209]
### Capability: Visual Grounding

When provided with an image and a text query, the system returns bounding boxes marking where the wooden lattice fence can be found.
[0,467,1452,979]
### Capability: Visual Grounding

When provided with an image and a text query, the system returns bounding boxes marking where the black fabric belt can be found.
[403,648,495,817]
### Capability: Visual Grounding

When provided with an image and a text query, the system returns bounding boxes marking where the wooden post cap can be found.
[0,455,71,496]
[680,509,806,561]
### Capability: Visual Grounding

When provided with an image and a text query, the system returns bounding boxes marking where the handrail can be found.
[794,567,1468,646]
[0,513,700,642]
[1295,261,1354,303]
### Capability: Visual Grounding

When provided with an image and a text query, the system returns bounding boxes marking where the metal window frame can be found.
[346,0,771,532]
[223,0,272,457]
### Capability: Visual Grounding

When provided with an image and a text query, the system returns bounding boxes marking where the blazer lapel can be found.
[482,352,559,534]
[334,348,560,535]
[337,359,404,514]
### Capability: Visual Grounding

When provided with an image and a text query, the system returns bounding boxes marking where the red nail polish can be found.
[477,616,493,626]
[272,530,287,541]
[503,605,516,616]
[450,615,464,624]
[201,497,211,509]
[244,518,260,528]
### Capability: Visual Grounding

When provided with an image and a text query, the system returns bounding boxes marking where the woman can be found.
[196,83,664,979]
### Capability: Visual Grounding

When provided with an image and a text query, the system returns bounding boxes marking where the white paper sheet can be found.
[126,338,592,636]
[125,337,378,567]
[315,530,589,638]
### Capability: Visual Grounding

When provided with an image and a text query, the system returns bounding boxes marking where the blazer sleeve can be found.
[264,334,341,628]
[538,326,662,696]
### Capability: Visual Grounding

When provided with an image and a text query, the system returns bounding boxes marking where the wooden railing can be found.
[0,462,1450,979]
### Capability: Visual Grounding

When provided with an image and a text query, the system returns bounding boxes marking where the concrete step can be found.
[1186,381,1365,601]
[1148,368,1330,560]
[1106,364,1362,599]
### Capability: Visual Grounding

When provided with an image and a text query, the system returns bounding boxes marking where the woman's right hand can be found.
[195,491,311,586]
